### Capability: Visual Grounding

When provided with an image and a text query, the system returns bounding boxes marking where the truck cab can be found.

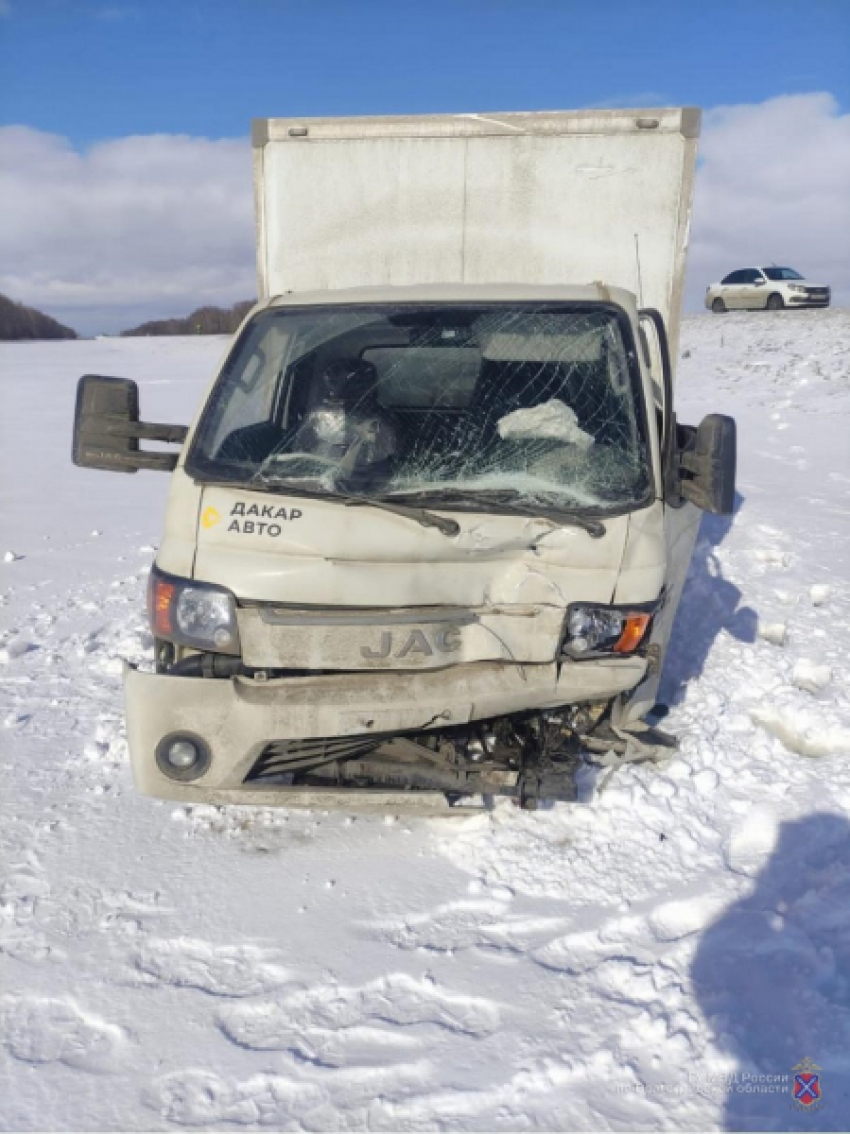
[72,109,735,808]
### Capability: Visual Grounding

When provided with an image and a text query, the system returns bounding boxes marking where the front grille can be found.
[246,734,388,782]
[806,288,830,298]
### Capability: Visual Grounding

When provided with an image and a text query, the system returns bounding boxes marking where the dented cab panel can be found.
[190,485,633,609]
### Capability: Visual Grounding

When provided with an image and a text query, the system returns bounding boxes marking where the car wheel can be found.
[711,297,727,313]
[766,293,784,311]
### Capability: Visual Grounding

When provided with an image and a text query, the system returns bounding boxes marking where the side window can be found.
[740,269,760,284]
[638,308,674,494]
[638,318,663,410]
[721,272,739,285]
[204,322,292,455]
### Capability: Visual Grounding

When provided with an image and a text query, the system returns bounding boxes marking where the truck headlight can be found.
[561,603,654,660]
[148,565,240,654]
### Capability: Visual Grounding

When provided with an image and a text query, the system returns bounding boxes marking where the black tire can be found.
[711,297,727,313]
[766,292,784,311]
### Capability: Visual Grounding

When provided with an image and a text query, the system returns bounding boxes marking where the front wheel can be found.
[766,292,784,311]
[711,297,727,313]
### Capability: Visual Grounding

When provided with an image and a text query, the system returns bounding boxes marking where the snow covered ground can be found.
[1,309,849,1131]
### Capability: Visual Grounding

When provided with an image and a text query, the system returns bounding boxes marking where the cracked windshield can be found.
[189,304,650,515]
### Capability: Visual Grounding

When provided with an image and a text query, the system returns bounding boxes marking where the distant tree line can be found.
[0,293,78,341]
[121,300,255,337]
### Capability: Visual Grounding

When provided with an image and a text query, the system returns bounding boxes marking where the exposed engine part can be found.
[153,655,678,802]
[158,654,677,803]
[244,710,585,804]
[564,701,608,736]
[465,737,486,762]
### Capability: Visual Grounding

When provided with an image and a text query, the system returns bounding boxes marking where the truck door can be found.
[623,310,701,722]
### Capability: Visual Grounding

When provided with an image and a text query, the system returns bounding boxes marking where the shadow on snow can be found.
[691,812,850,1131]
[659,491,757,708]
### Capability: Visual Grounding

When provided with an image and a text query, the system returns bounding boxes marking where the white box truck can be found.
[73,108,735,809]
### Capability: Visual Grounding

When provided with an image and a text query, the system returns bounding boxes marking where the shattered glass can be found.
[188,304,651,516]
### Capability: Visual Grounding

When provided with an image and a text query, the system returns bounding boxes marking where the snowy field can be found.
[1,309,849,1132]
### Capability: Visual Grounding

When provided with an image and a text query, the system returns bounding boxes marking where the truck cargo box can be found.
[252,108,700,358]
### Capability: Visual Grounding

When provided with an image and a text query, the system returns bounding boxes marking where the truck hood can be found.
[192,484,635,608]
[184,485,666,671]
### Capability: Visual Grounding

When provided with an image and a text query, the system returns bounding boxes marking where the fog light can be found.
[167,739,199,768]
[155,732,211,782]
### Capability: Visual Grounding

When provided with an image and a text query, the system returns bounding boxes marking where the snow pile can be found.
[1,311,849,1130]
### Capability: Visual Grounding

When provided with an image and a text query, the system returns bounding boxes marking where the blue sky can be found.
[1,0,848,333]
[2,0,848,144]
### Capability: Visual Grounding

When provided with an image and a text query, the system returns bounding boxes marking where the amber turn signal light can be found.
[148,574,176,637]
[613,613,652,654]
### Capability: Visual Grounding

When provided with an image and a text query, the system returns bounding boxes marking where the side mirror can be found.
[678,414,736,514]
[72,375,188,473]
[753,278,765,286]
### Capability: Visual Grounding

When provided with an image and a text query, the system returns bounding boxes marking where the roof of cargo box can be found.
[252,108,700,144]
[252,108,700,363]
[266,282,634,308]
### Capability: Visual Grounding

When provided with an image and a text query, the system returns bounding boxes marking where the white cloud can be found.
[686,92,850,309]
[1,93,847,335]
[0,128,255,334]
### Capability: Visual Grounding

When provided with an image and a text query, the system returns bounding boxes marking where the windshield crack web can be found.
[200,306,649,515]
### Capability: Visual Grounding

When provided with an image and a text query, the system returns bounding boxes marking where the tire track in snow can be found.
[365,898,571,955]
[146,1060,436,1127]
[0,995,128,1072]
[217,973,501,1064]
[133,937,293,997]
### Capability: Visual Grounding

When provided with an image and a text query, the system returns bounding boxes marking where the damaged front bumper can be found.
[124,655,647,805]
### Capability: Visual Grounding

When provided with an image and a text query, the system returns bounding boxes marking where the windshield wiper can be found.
[342,496,460,536]
[203,479,460,537]
[387,488,607,539]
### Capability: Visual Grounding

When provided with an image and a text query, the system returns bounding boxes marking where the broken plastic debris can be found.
[497,400,594,449]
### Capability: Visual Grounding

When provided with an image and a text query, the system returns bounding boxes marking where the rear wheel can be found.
[711,297,727,313]
[766,292,784,311]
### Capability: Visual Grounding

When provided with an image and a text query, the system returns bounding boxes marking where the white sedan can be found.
[705,267,830,313]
